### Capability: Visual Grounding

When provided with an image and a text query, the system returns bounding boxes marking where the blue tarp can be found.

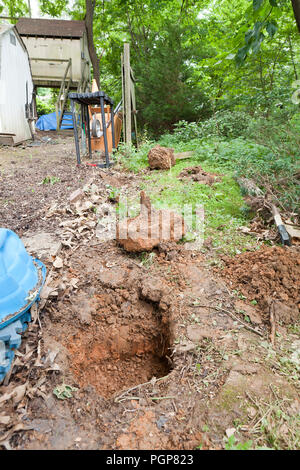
[36,111,74,131]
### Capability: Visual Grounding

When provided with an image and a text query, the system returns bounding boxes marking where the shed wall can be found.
[0,30,33,144]
[21,34,90,86]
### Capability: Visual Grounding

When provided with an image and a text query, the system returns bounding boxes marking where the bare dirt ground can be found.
[0,134,299,450]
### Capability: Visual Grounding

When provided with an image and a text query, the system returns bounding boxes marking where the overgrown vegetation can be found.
[120,106,300,216]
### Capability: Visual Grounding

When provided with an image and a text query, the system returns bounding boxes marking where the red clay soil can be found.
[117,191,187,252]
[65,265,173,398]
[222,246,300,323]
[178,166,221,185]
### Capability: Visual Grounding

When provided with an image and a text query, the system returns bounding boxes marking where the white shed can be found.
[0,24,35,145]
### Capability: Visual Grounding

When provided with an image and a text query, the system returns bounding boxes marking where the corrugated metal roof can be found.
[16,18,86,38]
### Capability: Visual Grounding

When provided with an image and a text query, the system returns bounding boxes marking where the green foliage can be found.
[118,136,258,255]
[42,176,60,185]
[0,0,29,20]
[235,0,295,65]
[36,97,53,117]
[39,0,68,17]
[157,107,300,213]
[36,88,56,116]
[53,383,78,400]
[200,111,253,139]
[224,435,254,450]
[135,22,212,136]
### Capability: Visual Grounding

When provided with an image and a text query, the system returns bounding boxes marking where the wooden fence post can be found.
[123,43,131,145]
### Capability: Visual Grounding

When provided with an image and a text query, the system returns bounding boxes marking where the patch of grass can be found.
[117,142,154,173]
[138,156,256,254]
[139,252,156,268]
[224,435,254,450]
[41,176,61,185]
[118,133,295,254]
[245,386,300,450]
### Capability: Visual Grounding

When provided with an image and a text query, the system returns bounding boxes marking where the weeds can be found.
[53,383,78,400]
[244,387,300,450]
[41,176,60,185]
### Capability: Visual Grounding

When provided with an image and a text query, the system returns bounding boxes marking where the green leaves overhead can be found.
[0,0,29,20]
[39,0,69,17]
[266,20,278,37]
[253,0,264,11]
[235,0,283,64]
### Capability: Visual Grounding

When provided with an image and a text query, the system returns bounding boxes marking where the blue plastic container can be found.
[0,229,46,381]
[0,228,45,329]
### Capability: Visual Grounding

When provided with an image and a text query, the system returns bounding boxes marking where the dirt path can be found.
[0,136,299,450]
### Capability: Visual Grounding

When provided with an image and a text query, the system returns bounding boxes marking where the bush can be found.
[135,22,212,137]
[36,97,54,116]
[200,110,253,139]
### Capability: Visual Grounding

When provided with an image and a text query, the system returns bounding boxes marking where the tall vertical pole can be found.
[85,104,92,158]
[121,54,124,135]
[100,96,110,168]
[110,104,116,150]
[124,43,131,145]
[71,99,81,165]
[28,0,32,17]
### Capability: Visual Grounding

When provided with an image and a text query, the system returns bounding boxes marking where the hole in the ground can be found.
[67,298,172,398]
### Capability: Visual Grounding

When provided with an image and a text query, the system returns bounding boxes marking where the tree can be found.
[84,0,101,89]
[0,0,29,19]
[235,0,299,65]
[291,0,300,31]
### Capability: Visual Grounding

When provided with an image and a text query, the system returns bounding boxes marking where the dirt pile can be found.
[222,246,300,323]
[178,166,221,185]
[117,191,187,252]
[148,145,175,170]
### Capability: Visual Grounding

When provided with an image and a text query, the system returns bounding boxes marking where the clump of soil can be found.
[221,246,300,323]
[117,191,187,252]
[178,166,221,185]
[148,145,175,170]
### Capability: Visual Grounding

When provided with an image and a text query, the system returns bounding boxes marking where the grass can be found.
[243,386,300,450]
[118,139,259,255]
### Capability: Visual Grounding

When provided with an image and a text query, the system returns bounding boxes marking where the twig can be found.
[190,304,264,337]
[149,396,176,401]
[269,301,276,347]
[113,373,172,403]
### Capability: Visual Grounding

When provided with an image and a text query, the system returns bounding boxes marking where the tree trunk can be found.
[85,0,101,89]
[291,0,300,33]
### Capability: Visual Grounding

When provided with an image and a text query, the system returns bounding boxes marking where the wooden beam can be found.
[124,43,131,145]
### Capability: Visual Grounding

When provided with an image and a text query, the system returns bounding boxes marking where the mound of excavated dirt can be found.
[178,166,221,185]
[222,246,300,324]
[117,191,187,252]
[148,145,175,170]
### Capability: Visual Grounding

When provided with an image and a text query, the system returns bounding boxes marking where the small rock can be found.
[99,267,126,289]
[53,256,63,269]
[273,301,299,325]
[22,232,61,261]
[140,278,166,303]
[225,427,236,438]
[186,325,214,342]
